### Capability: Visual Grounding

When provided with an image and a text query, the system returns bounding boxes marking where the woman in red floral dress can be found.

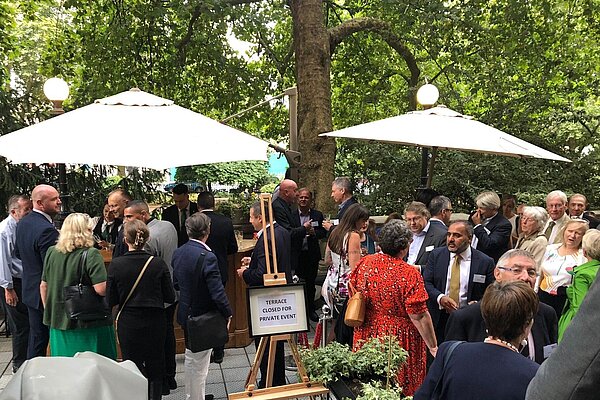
[350,220,438,396]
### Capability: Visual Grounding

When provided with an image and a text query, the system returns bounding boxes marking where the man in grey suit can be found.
[526,261,600,399]
[405,201,447,272]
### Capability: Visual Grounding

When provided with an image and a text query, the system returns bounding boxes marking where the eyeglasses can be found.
[497,266,537,278]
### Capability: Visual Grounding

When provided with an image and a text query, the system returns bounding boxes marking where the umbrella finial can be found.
[130,88,141,92]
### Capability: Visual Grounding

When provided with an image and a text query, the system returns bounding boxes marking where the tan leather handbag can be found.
[344,280,366,327]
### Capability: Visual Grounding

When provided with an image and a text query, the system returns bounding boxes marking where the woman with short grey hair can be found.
[348,220,437,395]
[515,206,549,270]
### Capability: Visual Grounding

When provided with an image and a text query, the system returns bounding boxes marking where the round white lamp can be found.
[416,83,439,107]
[43,77,69,114]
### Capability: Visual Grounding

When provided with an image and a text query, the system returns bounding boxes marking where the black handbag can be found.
[186,252,229,353]
[63,249,110,321]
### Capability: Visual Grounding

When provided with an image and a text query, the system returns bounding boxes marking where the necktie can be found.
[544,221,555,240]
[448,254,462,305]
[180,209,187,232]
[102,224,110,241]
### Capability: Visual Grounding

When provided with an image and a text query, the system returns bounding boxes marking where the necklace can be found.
[484,337,519,353]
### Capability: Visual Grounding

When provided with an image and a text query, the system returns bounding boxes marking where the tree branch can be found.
[176,0,263,63]
[328,17,420,109]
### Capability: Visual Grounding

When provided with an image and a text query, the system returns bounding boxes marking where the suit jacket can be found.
[445,301,558,364]
[92,217,122,245]
[162,202,199,247]
[337,196,358,220]
[271,197,305,272]
[423,246,495,327]
[202,210,237,284]
[172,240,232,327]
[14,211,59,309]
[413,221,448,267]
[299,208,327,263]
[243,223,292,287]
[580,211,599,229]
[112,227,127,258]
[526,267,600,399]
[473,212,512,262]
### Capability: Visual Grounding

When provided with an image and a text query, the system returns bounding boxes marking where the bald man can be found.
[271,179,313,275]
[15,184,61,358]
[107,189,132,258]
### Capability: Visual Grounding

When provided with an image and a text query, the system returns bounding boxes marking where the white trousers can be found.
[185,348,212,400]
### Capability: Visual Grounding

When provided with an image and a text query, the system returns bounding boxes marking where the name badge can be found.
[311,221,320,227]
[425,245,435,252]
[331,219,339,226]
[543,343,557,359]
[473,274,486,284]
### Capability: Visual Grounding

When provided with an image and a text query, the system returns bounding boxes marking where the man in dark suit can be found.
[271,179,312,275]
[423,221,495,344]
[197,191,237,364]
[297,188,326,322]
[568,193,600,229]
[237,201,291,388]
[404,201,447,271]
[471,191,512,262]
[428,195,453,230]
[15,184,61,359]
[323,176,358,232]
[162,183,199,247]
[172,212,232,400]
[108,188,132,258]
[92,202,122,248]
[445,249,558,364]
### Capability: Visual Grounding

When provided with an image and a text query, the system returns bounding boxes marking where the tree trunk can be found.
[290,0,336,213]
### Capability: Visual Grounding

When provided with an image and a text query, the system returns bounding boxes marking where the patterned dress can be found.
[349,253,429,396]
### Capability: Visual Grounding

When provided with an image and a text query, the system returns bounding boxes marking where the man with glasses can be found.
[428,195,453,229]
[445,249,558,364]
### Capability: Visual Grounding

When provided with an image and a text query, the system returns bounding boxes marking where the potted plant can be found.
[299,336,410,399]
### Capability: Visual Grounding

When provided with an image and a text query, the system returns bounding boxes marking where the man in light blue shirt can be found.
[0,194,32,372]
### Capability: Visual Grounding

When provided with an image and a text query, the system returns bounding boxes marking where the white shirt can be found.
[437,246,472,308]
[408,222,430,265]
[0,216,22,289]
[32,208,53,224]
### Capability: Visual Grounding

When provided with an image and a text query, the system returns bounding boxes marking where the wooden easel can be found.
[229,194,328,400]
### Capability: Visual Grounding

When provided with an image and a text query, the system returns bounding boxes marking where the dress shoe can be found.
[212,347,224,364]
[161,379,170,396]
[309,310,319,322]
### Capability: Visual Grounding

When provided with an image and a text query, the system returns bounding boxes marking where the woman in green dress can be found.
[40,213,117,358]
[558,229,600,341]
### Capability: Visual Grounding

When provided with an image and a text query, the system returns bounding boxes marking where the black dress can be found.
[107,250,175,380]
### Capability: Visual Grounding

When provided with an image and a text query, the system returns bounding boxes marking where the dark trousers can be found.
[297,251,319,312]
[0,278,29,368]
[164,303,177,380]
[118,308,166,380]
[254,337,286,388]
[26,305,48,359]
[539,288,567,320]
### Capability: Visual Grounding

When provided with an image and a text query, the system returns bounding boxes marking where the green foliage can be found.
[176,161,275,192]
[299,336,407,387]
[357,381,405,400]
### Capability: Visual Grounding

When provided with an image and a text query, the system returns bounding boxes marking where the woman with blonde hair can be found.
[40,213,116,359]
[539,219,588,318]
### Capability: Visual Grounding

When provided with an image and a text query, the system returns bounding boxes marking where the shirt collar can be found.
[298,208,311,216]
[190,238,212,252]
[429,217,446,226]
[415,221,430,237]
[452,246,472,261]
[33,209,53,223]
[257,222,275,238]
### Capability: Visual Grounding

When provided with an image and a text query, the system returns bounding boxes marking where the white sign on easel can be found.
[247,284,308,336]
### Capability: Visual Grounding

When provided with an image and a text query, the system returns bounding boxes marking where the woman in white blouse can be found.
[539,219,588,318]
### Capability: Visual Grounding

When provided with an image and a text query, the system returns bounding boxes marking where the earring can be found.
[521,339,528,347]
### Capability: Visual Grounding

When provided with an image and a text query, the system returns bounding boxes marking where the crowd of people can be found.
[1,178,600,399]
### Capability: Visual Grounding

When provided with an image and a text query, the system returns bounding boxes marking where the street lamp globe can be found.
[416,84,439,107]
[43,77,69,101]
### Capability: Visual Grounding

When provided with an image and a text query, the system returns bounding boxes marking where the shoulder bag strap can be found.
[77,249,89,285]
[431,340,464,400]
[115,256,154,325]
[189,251,207,312]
